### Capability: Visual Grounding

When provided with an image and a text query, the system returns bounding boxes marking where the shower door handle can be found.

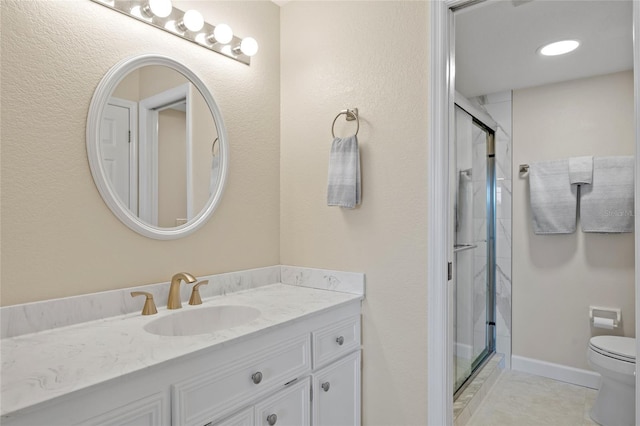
[453,244,477,253]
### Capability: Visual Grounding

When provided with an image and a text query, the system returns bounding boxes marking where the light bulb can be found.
[182,10,204,32]
[240,37,259,56]
[539,40,579,56]
[213,24,233,44]
[148,0,172,17]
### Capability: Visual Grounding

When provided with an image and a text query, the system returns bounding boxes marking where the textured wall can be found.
[512,71,635,370]
[280,2,429,424]
[1,0,281,305]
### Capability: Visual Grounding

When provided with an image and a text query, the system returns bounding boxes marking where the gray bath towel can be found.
[580,156,634,233]
[569,156,593,185]
[529,159,578,234]
[327,135,361,208]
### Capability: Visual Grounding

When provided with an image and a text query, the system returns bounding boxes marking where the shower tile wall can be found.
[475,91,513,369]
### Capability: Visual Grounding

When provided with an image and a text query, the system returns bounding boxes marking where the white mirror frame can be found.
[87,54,229,240]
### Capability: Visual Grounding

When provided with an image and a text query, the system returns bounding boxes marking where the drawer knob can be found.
[252,371,263,384]
[266,413,278,425]
[321,381,330,392]
[336,336,345,346]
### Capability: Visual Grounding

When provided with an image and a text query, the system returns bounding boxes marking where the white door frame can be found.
[107,97,138,213]
[138,83,193,226]
[634,2,640,423]
[426,1,640,425]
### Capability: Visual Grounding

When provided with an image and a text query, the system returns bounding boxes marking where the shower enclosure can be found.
[453,104,496,395]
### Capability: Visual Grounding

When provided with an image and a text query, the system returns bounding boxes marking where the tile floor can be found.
[466,370,599,426]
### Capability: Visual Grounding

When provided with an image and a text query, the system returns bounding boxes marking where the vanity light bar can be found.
[90,0,256,66]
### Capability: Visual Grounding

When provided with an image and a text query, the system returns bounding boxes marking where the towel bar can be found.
[332,108,359,138]
[454,243,477,253]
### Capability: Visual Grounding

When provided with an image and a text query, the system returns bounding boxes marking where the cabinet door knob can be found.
[266,413,278,425]
[336,336,345,346]
[321,381,330,392]
[252,371,263,384]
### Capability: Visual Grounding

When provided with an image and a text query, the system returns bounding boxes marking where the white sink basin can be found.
[144,305,261,336]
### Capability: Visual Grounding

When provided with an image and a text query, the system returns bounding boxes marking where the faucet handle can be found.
[131,291,158,315]
[188,280,209,305]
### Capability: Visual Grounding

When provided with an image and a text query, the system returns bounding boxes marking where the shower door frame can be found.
[452,103,497,397]
[427,1,640,425]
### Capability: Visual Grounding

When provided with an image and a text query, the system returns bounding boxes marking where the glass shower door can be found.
[453,105,496,394]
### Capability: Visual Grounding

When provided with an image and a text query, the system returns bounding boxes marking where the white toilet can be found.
[588,336,636,426]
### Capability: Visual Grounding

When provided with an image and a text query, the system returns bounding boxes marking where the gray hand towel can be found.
[580,156,634,233]
[529,159,577,234]
[327,135,361,208]
[569,156,593,185]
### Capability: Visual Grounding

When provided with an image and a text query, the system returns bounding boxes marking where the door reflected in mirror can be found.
[100,65,219,228]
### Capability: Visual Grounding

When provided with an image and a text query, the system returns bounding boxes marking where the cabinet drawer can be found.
[172,334,311,426]
[312,316,360,368]
[213,408,254,426]
[254,377,310,426]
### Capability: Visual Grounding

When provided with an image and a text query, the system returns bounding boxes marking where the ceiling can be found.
[455,0,633,98]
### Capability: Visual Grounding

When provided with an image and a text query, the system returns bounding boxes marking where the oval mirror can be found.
[87,54,228,239]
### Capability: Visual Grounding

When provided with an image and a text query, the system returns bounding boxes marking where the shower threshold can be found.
[453,353,503,425]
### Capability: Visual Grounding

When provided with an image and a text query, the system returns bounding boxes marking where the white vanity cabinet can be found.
[172,333,312,426]
[81,392,168,426]
[254,377,311,426]
[311,316,362,426]
[185,309,362,426]
[1,375,173,426]
[181,309,362,426]
[312,351,361,426]
[212,378,310,426]
[2,300,361,426]
[212,407,254,426]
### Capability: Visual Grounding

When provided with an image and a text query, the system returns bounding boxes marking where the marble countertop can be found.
[1,283,362,417]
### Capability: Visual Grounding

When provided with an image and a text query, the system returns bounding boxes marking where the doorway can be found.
[427,1,640,424]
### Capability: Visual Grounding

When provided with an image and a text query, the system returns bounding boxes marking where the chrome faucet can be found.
[167,272,197,309]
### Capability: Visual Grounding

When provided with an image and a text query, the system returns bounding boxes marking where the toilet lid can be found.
[590,336,636,361]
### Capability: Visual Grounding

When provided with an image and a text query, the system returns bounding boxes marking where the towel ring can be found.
[331,108,359,138]
[211,137,219,156]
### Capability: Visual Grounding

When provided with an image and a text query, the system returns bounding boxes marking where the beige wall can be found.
[512,71,635,370]
[112,69,140,101]
[280,2,429,424]
[4,1,429,423]
[1,0,281,305]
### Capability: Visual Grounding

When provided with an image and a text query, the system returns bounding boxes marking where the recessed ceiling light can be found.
[539,40,580,56]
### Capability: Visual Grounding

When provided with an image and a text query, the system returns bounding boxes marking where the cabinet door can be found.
[312,351,361,426]
[213,407,254,426]
[254,377,310,426]
[81,393,167,426]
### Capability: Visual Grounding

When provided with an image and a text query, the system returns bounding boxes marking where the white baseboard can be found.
[511,355,601,389]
